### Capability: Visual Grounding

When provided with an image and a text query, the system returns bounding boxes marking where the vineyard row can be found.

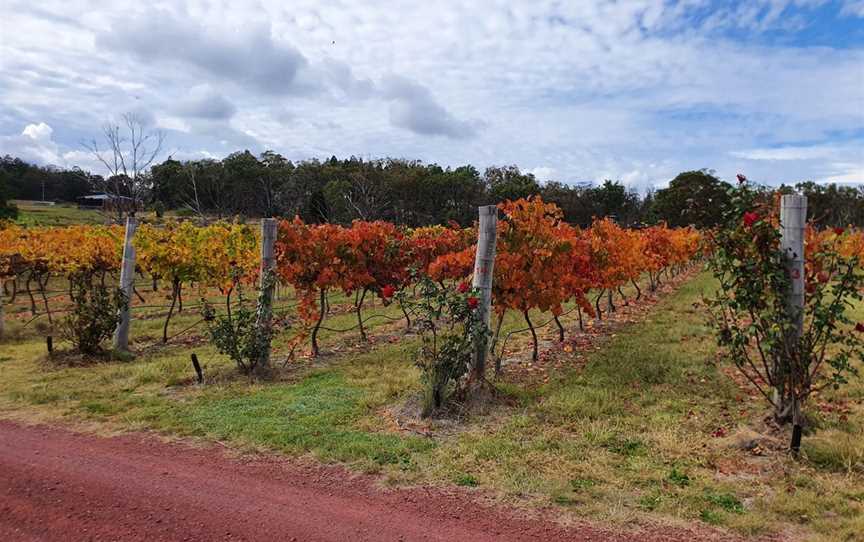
[2,197,707,357]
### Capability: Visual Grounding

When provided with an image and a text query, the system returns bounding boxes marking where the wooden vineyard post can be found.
[471,205,498,380]
[113,217,138,352]
[254,218,278,377]
[780,194,806,453]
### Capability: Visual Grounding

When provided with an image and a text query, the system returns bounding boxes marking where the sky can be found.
[0,0,862,191]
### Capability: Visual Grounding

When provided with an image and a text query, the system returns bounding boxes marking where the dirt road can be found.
[0,420,735,541]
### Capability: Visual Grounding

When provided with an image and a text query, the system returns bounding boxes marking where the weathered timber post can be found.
[780,194,806,452]
[471,205,497,380]
[0,294,5,341]
[254,218,278,377]
[113,217,138,351]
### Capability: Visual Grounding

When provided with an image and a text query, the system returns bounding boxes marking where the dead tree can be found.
[82,112,165,222]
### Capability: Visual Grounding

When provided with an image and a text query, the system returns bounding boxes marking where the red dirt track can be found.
[0,420,739,541]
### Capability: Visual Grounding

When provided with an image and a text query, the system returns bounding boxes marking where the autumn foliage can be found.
[2,199,703,362]
[0,223,122,282]
[424,197,701,360]
[274,218,417,353]
[134,221,259,342]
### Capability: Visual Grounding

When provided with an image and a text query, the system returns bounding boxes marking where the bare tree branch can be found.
[81,112,165,221]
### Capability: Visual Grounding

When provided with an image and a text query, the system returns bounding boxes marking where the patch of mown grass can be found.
[0,332,430,471]
[160,371,432,468]
[14,202,106,227]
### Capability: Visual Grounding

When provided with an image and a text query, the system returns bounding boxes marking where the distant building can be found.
[77,193,141,212]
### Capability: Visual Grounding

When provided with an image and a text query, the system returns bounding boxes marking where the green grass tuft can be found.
[667,468,690,487]
[454,473,479,487]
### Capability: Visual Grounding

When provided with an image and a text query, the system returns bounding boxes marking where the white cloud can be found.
[527,167,557,182]
[58,150,106,174]
[0,123,113,174]
[727,141,864,185]
[841,0,864,16]
[21,122,53,140]
[380,75,479,139]
[730,145,841,161]
[173,86,237,120]
[825,167,864,183]
[0,0,861,190]
[1,123,62,165]
[94,11,315,96]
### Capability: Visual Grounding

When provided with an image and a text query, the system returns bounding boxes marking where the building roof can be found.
[80,193,135,201]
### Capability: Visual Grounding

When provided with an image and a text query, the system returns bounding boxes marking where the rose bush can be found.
[706,178,864,453]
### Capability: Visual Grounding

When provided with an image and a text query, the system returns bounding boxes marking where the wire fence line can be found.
[4,281,385,316]
[5,280,407,345]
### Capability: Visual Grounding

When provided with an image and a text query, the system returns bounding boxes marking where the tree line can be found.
[3,152,864,228]
[148,153,654,227]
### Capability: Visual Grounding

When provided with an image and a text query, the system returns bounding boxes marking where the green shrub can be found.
[201,273,275,376]
[58,278,126,355]
[405,276,487,416]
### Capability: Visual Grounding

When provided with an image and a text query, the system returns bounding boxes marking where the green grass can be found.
[1,271,862,540]
[161,371,431,466]
[12,202,208,227]
[13,202,106,227]
[0,333,427,468]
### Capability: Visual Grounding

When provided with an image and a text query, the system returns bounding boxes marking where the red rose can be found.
[856,323,864,333]
[457,281,469,293]
[743,211,759,228]
[736,173,747,184]
[381,285,395,299]
[817,272,829,284]
[833,227,845,236]
[467,296,479,309]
